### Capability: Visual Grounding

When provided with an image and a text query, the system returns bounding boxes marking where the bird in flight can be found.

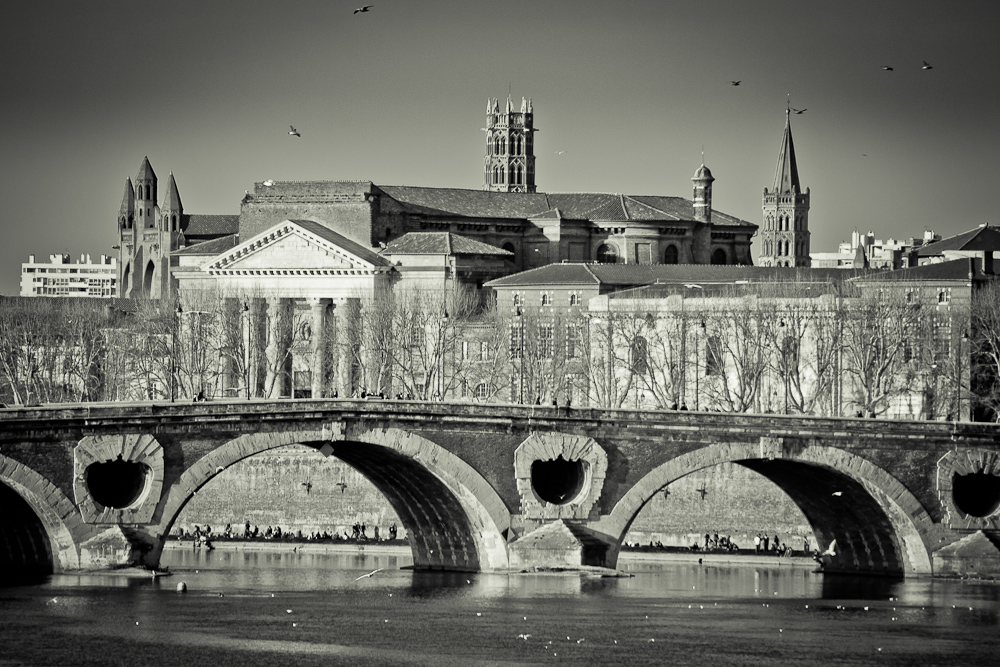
[922,60,933,70]
[354,5,373,13]
[730,80,741,86]
[820,540,837,557]
[354,568,383,581]
[288,126,300,137]
[791,108,807,114]
[882,65,893,71]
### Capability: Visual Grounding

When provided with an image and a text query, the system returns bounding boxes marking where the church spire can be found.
[772,107,801,194]
[760,108,811,268]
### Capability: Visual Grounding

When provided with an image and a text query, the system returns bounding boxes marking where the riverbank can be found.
[162,539,816,568]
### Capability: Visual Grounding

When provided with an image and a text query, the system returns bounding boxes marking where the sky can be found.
[1,0,999,296]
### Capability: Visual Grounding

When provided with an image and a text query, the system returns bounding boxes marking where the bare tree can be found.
[699,294,772,413]
[840,285,920,416]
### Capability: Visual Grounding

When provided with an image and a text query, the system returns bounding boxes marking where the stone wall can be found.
[176,447,809,548]
[176,445,404,540]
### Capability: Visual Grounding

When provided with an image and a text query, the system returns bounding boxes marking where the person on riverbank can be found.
[754,534,761,552]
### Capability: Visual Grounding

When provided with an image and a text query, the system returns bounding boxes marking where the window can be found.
[512,293,521,306]
[480,341,489,361]
[781,337,799,373]
[630,336,649,375]
[510,323,523,359]
[474,382,492,401]
[541,293,551,306]
[569,293,579,306]
[461,341,470,360]
[597,243,618,264]
[664,245,679,264]
[705,336,723,376]
[540,323,554,358]
[711,248,727,265]
[566,322,581,359]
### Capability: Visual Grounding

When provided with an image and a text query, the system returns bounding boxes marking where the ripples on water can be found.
[1,547,998,666]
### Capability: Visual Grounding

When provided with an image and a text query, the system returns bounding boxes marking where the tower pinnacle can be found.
[484,94,537,193]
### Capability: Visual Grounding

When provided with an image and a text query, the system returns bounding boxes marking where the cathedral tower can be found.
[484,96,536,193]
[760,109,810,267]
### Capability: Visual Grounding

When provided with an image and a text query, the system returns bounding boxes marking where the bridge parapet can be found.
[1,400,999,578]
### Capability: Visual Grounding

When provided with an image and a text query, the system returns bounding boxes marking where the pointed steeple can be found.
[772,108,801,194]
[161,172,183,232]
[119,178,135,216]
[135,156,156,183]
[163,172,182,211]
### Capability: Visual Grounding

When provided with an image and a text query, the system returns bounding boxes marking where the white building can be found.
[20,254,118,298]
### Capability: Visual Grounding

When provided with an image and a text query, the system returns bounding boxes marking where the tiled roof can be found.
[916,225,1000,256]
[290,219,391,266]
[384,232,512,256]
[174,234,238,256]
[486,264,859,288]
[183,214,239,237]
[850,258,987,282]
[375,186,753,228]
[613,280,843,300]
[484,264,602,288]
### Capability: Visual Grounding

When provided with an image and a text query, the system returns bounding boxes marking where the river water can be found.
[1,546,998,667]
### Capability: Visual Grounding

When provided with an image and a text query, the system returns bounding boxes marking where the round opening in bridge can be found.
[85,457,150,509]
[952,472,1000,518]
[531,456,586,505]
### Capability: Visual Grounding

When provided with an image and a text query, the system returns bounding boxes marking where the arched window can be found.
[569,293,579,306]
[664,244,679,264]
[500,137,507,155]
[502,241,516,262]
[597,243,618,264]
[171,214,177,230]
[512,293,521,306]
[711,248,727,265]
[541,293,551,306]
[515,165,522,185]
[630,336,649,375]
[474,382,492,401]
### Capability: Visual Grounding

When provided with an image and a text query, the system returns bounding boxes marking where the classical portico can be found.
[175,218,396,399]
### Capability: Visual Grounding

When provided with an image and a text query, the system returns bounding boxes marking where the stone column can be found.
[264,297,293,399]
[242,298,266,398]
[309,298,331,398]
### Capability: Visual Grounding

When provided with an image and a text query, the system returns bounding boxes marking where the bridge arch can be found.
[152,427,510,572]
[0,454,87,576]
[599,442,934,577]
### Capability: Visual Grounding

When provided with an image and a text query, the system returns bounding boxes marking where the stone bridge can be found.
[1,400,1000,580]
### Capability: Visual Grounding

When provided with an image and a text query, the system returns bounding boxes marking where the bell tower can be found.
[484,96,537,193]
[760,108,810,267]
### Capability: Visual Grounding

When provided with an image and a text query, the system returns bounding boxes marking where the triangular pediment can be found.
[203,220,392,275]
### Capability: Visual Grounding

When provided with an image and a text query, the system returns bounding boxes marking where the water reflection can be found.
[3,548,997,667]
